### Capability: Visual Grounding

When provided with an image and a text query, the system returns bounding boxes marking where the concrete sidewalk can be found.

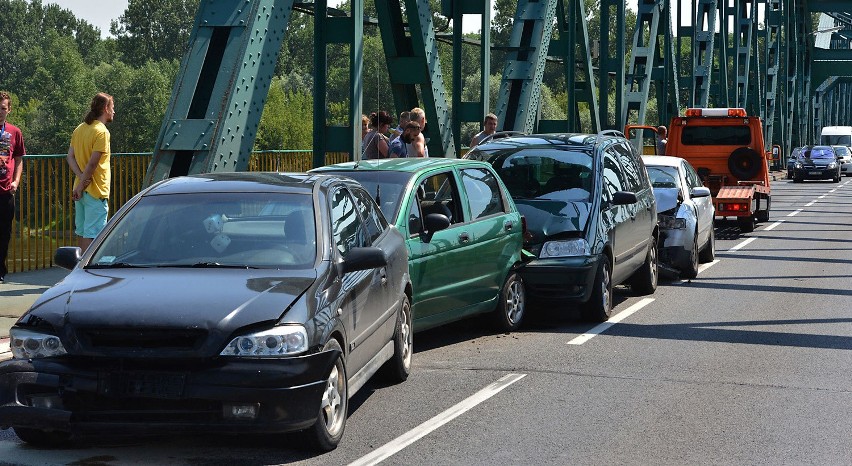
[1,267,70,339]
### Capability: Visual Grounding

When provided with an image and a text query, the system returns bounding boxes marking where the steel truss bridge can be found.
[143,0,852,185]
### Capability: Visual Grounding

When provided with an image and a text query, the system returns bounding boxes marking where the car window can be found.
[683,161,704,189]
[420,172,463,224]
[460,167,505,220]
[406,192,423,236]
[350,186,388,243]
[647,166,681,189]
[330,187,365,256]
[602,147,626,200]
[488,148,593,201]
[833,146,850,156]
[614,142,643,192]
[90,192,317,268]
[318,170,413,221]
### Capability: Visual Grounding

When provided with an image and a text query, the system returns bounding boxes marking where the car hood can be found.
[653,188,681,213]
[515,199,590,244]
[20,268,317,358]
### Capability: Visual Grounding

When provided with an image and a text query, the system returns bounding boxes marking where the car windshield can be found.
[833,146,850,156]
[802,147,835,159]
[89,192,316,268]
[485,148,594,201]
[320,170,414,221]
[823,135,852,146]
[646,166,681,189]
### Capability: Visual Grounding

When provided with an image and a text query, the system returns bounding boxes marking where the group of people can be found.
[0,91,114,282]
[360,107,430,159]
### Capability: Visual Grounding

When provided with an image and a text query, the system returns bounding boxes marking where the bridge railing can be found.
[6,150,349,274]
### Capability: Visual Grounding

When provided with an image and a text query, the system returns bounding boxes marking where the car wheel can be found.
[306,338,348,452]
[737,215,755,233]
[630,235,658,295]
[13,427,72,447]
[494,271,526,332]
[698,226,715,263]
[582,257,612,322]
[681,231,700,279]
[793,174,802,183]
[834,173,841,183]
[381,295,412,383]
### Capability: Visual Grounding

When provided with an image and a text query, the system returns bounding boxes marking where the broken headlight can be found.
[658,214,686,230]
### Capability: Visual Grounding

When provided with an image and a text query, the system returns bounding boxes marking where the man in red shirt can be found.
[0,91,26,282]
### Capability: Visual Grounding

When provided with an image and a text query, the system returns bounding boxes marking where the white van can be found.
[820,126,852,147]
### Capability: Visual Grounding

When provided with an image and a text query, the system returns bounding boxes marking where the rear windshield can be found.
[484,148,594,201]
[681,125,751,145]
[832,146,850,156]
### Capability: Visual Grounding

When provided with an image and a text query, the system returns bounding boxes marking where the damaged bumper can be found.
[0,350,339,436]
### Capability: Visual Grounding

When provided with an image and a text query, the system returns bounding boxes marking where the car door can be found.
[329,186,391,372]
[617,141,654,266]
[683,161,714,248]
[456,165,522,310]
[601,145,636,283]
[405,170,471,326]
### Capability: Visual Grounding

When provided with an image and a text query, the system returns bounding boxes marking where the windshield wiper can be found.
[86,262,150,269]
[159,262,259,269]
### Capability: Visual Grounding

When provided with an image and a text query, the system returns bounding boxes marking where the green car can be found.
[312,159,527,332]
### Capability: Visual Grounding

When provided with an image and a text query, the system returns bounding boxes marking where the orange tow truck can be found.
[627,108,772,232]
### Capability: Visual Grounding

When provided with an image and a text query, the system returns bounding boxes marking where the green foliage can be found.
[255,78,314,151]
[110,0,195,67]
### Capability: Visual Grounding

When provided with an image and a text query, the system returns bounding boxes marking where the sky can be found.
[46,0,129,37]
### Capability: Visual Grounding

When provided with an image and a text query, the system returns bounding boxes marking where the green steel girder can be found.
[727,0,757,112]
[145,0,295,186]
[623,0,679,128]
[812,77,852,138]
[494,0,557,133]
[312,0,363,166]
[782,0,798,153]
[796,0,812,146]
[598,0,626,130]
[763,0,781,152]
[376,0,456,158]
[442,0,490,150]
[811,49,852,86]
[690,0,717,108]
[541,0,600,133]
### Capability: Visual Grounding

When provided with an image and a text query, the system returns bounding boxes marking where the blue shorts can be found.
[75,192,109,239]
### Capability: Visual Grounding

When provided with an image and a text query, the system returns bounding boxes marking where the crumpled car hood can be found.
[653,187,680,213]
[515,200,590,244]
[20,268,317,357]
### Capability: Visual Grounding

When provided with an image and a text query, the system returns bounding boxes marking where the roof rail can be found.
[479,131,527,145]
[597,129,625,138]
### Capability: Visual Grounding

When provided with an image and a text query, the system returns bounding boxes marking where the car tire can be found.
[493,271,526,332]
[737,216,755,233]
[13,427,72,447]
[698,226,715,263]
[306,338,348,452]
[834,173,841,183]
[630,235,658,295]
[582,257,612,322]
[793,174,803,183]
[381,295,412,383]
[681,231,700,279]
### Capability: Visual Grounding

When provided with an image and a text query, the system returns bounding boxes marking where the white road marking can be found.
[698,260,720,273]
[728,237,757,252]
[763,220,785,231]
[829,189,837,193]
[805,201,816,207]
[347,373,527,466]
[566,298,655,345]
[787,209,803,217]
[818,195,827,199]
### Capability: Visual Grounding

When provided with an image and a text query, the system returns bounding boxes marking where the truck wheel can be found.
[630,236,658,295]
[582,258,612,322]
[738,216,755,233]
[728,148,762,180]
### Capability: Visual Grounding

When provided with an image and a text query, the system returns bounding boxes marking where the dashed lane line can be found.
[566,298,655,346]
[763,219,785,231]
[787,209,803,217]
[347,373,527,466]
[727,237,756,252]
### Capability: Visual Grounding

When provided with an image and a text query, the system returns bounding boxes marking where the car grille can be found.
[78,328,208,351]
[68,393,222,423]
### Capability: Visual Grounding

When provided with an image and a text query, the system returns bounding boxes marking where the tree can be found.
[110,0,196,67]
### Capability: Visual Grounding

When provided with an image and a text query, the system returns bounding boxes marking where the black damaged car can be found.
[0,172,412,451]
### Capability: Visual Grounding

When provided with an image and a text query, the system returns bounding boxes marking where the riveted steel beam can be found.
[690,0,717,108]
[494,0,557,133]
[764,0,781,151]
[597,0,625,130]
[145,0,295,186]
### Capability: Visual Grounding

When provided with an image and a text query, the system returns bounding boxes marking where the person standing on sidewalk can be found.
[0,91,26,283]
[66,92,114,252]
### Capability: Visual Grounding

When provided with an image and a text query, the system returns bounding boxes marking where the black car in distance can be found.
[791,145,841,183]
[0,172,412,451]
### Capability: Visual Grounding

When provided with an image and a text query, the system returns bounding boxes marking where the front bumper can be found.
[518,255,600,302]
[659,229,692,271]
[794,167,838,180]
[0,350,338,436]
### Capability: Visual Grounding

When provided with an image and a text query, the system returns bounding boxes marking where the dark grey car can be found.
[0,172,411,451]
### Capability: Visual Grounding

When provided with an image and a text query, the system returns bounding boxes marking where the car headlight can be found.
[10,328,67,360]
[827,162,837,169]
[220,325,308,357]
[540,239,590,258]
[658,214,687,230]
[795,162,802,169]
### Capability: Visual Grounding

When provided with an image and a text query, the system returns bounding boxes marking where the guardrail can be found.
[6,150,349,274]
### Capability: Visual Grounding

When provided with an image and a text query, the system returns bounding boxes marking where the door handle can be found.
[380,267,387,285]
[504,220,513,231]
[459,232,470,243]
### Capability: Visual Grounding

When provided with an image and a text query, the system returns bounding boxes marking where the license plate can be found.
[100,372,186,399]
[809,171,822,175]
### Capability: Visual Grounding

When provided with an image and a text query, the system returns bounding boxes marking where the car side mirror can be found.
[339,247,387,274]
[55,246,82,270]
[612,191,638,205]
[691,187,712,198]
[421,213,450,243]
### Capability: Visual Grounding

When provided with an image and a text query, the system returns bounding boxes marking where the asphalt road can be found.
[2,177,851,465]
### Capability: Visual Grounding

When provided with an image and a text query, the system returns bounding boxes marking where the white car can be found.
[831,145,852,176]
[644,156,716,278]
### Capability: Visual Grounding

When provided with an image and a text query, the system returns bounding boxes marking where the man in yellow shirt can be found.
[66,92,114,251]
